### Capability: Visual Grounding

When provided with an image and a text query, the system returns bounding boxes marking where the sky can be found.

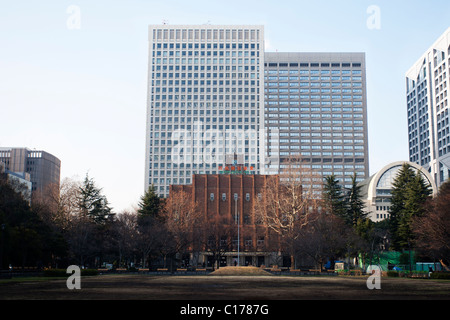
[1,0,449,213]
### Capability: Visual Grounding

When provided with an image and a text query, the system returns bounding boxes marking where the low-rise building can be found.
[358,161,437,222]
[169,173,282,268]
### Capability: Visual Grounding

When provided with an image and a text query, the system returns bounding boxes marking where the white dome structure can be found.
[358,161,438,222]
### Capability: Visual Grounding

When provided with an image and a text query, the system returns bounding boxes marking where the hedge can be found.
[386,271,399,277]
[43,269,99,277]
[430,272,450,280]
[385,270,450,279]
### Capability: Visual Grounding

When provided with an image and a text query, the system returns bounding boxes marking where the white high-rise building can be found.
[406,28,450,187]
[145,25,265,197]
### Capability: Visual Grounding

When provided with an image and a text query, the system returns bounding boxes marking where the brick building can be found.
[169,173,282,268]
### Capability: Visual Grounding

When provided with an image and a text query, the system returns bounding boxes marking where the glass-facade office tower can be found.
[264,53,370,191]
[145,25,265,197]
[406,28,450,187]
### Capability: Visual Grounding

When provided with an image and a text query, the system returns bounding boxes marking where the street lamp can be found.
[234,193,240,266]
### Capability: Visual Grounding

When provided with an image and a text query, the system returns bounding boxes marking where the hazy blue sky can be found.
[1,0,449,212]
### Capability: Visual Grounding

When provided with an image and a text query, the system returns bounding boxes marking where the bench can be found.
[157,268,169,272]
[138,268,149,272]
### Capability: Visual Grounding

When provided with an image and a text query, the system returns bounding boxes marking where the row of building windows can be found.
[268,151,365,158]
[266,108,364,115]
[264,63,361,68]
[152,79,259,87]
[153,49,259,57]
[266,69,362,74]
[266,126,364,131]
[270,138,364,144]
[153,70,259,78]
[153,86,257,94]
[270,145,365,150]
[267,105,364,110]
[376,213,390,220]
[266,82,362,87]
[151,125,260,132]
[152,102,258,108]
[153,57,259,65]
[266,107,363,113]
[265,76,362,81]
[152,109,258,115]
[272,151,365,156]
[266,118,364,124]
[266,95,363,100]
[153,94,259,101]
[265,88,362,93]
[209,192,254,202]
[153,42,261,50]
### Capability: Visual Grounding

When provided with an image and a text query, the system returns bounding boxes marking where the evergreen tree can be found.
[0,173,67,268]
[404,171,432,218]
[77,174,114,225]
[137,185,163,228]
[389,164,431,251]
[345,173,369,229]
[322,175,347,218]
[138,185,162,218]
[388,163,415,250]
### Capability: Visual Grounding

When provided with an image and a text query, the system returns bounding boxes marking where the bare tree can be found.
[108,210,138,268]
[413,180,450,267]
[254,157,319,268]
[198,215,235,269]
[66,208,96,267]
[296,209,352,270]
[57,177,82,230]
[162,189,202,270]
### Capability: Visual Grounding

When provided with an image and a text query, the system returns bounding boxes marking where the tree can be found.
[57,177,82,230]
[254,157,318,268]
[138,185,162,219]
[58,174,115,267]
[0,173,66,269]
[162,190,202,270]
[107,210,138,268]
[135,186,165,269]
[77,174,114,225]
[198,216,235,270]
[135,214,165,269]
[345,173,369,230]
[413,179,450,266]
[66,209,96,267]
[296,209,351,271]
[389,163,432,251]
[322,175,346,218]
